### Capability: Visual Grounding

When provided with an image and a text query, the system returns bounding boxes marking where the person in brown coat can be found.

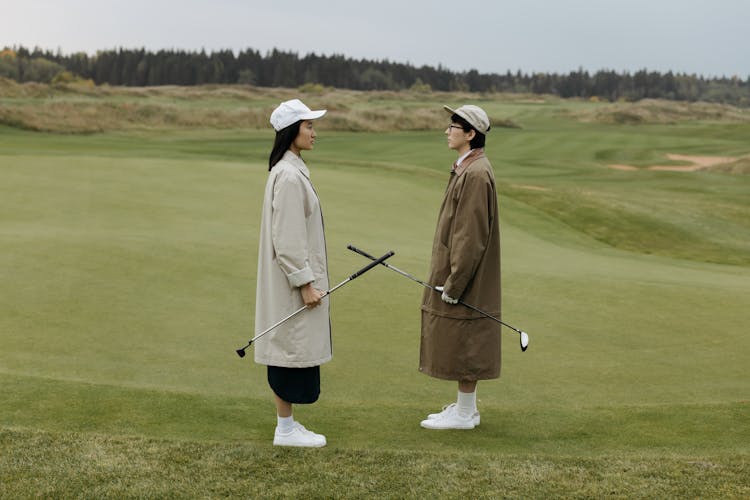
[420,104,501,430]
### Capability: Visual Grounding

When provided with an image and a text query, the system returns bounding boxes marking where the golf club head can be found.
[520,331,529,351]
[236,348,246,358]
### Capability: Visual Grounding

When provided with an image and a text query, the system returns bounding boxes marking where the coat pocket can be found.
[430,240,451,286]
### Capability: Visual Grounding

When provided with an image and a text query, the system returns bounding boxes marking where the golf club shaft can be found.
[237,250,395,354]
[248,303,307,345]
[347,244,523,335]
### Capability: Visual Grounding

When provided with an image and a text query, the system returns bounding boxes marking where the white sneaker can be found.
[426,403,480,426]
[421,405,477,430]
[273,422,327,447]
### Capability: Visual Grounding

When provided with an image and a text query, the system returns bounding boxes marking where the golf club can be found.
[347,244,529,351]
[236,250,395,358]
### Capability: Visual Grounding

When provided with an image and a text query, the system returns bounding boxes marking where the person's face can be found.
[291,120,317,153]
[445,122,474,152]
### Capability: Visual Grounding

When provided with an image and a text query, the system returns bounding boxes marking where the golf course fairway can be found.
[1,90,749,497]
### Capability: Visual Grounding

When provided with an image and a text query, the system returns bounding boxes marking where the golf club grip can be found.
[347,244,377,261]
[348,250,394,280]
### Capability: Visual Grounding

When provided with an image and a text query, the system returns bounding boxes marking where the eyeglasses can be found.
[447,124,464,131]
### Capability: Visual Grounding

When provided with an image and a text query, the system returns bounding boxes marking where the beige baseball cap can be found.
[444,104,491,134]
[270,99,327,131]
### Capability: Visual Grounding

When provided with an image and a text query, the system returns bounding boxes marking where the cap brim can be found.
[444,105,470,127]
[299,109,327,121]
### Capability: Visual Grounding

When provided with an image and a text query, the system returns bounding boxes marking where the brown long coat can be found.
[420,149,502,381]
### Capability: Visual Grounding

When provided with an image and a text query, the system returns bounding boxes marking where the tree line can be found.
[2,45,748,106]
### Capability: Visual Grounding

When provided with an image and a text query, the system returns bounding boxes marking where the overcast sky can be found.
[2,0,748,77]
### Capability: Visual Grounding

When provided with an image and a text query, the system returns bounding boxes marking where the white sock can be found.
[457,390,477,415]
[277,415,295,434]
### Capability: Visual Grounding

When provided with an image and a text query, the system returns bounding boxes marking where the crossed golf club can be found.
[235,250,395,357]
[235,245,529,356]
[347,245,529,352]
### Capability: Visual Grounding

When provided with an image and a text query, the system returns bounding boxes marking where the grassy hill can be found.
[1,85,749,497]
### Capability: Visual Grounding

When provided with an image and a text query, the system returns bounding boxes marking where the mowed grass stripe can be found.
[1,373,748,456]
[3,427,747,498]
[1,152,748,409]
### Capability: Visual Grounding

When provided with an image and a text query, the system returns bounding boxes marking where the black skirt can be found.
[267,365,320,404]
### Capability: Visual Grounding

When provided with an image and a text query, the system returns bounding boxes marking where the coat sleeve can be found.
[443,170,494,299]
[271,169,316,288]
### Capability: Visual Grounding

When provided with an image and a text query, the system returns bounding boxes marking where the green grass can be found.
[3,427,748,498]
[1,90,750,497]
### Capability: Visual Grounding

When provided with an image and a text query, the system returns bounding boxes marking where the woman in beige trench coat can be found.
[419,104,502,430]
[254,99,331,447]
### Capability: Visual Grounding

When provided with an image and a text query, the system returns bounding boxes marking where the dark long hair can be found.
[268,121,302,170]
[451,113,486,149]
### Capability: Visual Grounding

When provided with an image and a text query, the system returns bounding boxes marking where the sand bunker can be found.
[609,154,738,172]
[512,184,550,191]
[609,164,639,171]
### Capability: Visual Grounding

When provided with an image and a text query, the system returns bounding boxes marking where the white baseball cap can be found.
[270,99,327,131]
[444,104,491,134]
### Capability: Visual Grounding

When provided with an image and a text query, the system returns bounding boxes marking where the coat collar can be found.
[281,150,311,178]
[452,148,485,177]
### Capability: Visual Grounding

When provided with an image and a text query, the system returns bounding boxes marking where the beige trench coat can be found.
[254,150,332,368]
[420,149,502,381]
